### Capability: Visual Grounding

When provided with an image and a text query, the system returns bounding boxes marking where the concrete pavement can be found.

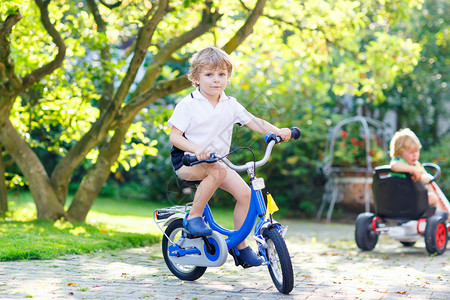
[1,220,449,299]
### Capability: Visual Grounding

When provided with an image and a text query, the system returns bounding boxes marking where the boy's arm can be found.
[169,126,210,160]
[246,118,291,141]
[421,172,434,184]
[391,161,422,182]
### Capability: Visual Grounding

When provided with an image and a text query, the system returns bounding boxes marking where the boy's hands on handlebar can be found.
[194,146,211,161]
[275,128,292,142]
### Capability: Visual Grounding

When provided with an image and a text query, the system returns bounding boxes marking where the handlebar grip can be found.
[182,155,198,166]
[182,153,217,166]
[422,162,441,183]
[265,127,302,143]
[291,127,301,140]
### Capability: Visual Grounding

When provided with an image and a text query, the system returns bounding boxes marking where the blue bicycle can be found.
[153,128,301,294]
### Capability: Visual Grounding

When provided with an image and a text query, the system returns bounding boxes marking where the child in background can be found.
[389,128,439,208]
[168,46,291,266]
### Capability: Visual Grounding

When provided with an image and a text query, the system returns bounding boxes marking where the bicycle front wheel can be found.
[263,227,294,294]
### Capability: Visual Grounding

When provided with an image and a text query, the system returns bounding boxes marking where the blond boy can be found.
[389,128,438,207]
[168,46,291,266]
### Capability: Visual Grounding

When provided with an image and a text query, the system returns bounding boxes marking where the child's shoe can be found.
[237,246,264,266]
[183,215,212,236]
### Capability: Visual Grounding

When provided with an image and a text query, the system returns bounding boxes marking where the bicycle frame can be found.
[202,183,269,250]
[157,129,300,294]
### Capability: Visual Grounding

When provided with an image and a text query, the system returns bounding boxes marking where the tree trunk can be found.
[0,145,7,215]
[0,114,65,219]
[67,122,132,221]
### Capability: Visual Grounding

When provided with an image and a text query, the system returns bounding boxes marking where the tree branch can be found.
[0,12,23,99]
[99,0,122,9]
[132,0,222,97]
[19,0,66,92]
[222,0,267,53]
[86,0,114,113]
[111,0,169,111]
[119,75,191,125]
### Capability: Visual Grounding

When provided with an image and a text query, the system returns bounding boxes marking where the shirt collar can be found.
[191,88,230,102]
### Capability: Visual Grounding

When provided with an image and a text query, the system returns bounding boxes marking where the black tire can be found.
[162,219,207,281]
[355,212,378,251]
[400,241,416,247]
[424,215,448,255]
[263,227,294,294]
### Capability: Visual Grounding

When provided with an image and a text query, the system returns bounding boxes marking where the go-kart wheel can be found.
[424,215,448,255]
[355,212,379,251]
[400,241,416,247]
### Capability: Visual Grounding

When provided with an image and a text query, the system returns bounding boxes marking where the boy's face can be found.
[401,147,420,165]
[195,66,229,101]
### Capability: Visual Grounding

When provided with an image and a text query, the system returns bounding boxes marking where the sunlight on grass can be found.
[86,212,161,235]
[6,193,37,221]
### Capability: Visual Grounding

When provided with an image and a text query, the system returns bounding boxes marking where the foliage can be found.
[420,135,450,196]
[0,1,20,19]
[331,126,387,167]
[382,0,449,143]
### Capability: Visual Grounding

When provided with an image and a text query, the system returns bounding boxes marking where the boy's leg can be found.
[220,168,263,266]
[425,184,438,207]
[177,162,228,219]
[428,192,438,207]
[219,168,251,249]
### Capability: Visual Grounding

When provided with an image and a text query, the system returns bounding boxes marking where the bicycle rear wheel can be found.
[263,227,294,294]
[162,219,207,281]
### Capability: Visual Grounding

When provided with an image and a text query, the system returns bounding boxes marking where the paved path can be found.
[1,220,449,299]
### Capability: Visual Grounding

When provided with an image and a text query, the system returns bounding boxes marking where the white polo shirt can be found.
[168,88,255,156]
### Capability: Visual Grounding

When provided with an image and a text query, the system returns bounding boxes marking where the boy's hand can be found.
[194,147,211,161]
[276,128,292,142]
[421,172,433,184]
[411,167,422,182]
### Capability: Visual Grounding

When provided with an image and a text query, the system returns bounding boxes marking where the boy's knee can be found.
[207,163,228,183]
[236,187,251,204]
[243,188,251,200]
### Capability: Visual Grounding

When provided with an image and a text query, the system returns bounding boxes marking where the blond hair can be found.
[389,128,422,158]
[187,46,233,87]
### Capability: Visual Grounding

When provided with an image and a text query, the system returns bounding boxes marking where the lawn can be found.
[0,192,234,261]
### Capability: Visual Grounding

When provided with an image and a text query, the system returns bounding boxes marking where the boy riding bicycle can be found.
[168,46,291,266]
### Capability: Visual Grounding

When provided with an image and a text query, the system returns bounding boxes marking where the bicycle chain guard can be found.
[168,230,228,267]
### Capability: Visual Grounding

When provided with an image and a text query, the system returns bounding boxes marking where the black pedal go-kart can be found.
[355,163,449,255]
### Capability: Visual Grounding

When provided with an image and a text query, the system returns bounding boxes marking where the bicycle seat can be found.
[372,165,430,220]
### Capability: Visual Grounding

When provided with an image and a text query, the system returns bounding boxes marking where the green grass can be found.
[0,192,234,261]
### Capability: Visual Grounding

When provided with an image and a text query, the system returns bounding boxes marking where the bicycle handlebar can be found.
[182,127,301,172]
[422,162,441,183]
